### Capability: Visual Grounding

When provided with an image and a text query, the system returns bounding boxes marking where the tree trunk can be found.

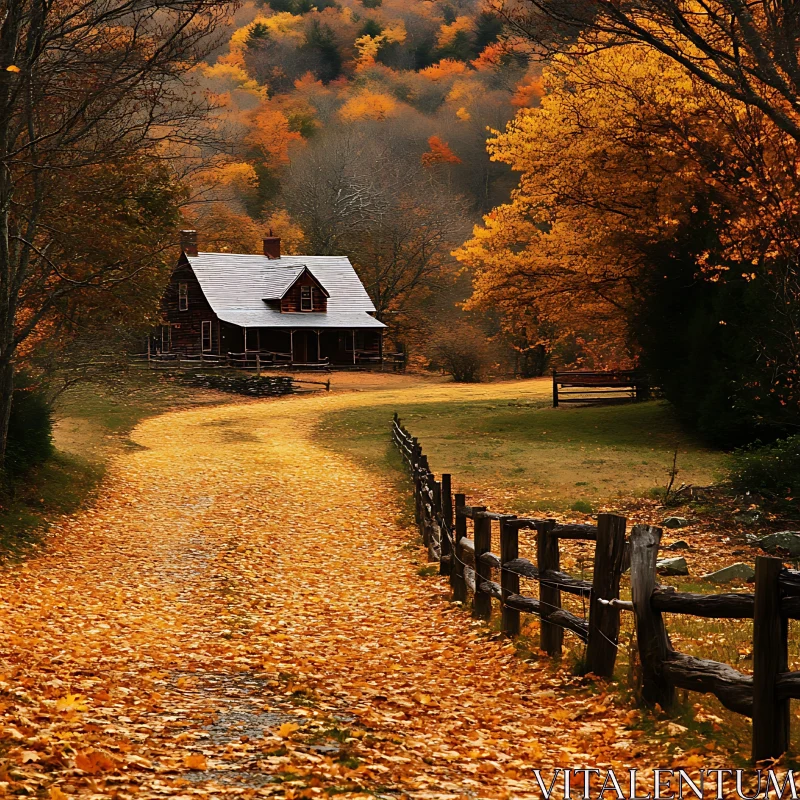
[0,356,14,471]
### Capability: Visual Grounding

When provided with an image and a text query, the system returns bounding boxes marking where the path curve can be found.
[0,390,675,798]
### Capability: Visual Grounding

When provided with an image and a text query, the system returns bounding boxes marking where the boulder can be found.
[657,557,689,576]
[734,510,761,526]
[665,540,690,551]
[662,517,691,529]
[701,562,755,584]
[757,531,800,558]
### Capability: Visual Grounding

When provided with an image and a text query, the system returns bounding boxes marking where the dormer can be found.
[262,266,330,313]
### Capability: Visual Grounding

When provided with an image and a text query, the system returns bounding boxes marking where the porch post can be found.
[290,329,294,364]
[379,329,384,370]
[352,329,356,365]
[316,330,321,362]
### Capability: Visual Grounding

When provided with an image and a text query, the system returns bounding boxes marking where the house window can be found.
[201,320,212,352]
[161,325,171,352]
[300,285,313,311]
[178,282,188,311]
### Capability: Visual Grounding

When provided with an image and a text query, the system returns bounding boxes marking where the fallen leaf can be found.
[75,750,117,774]
[183,753,207,770]
[56,693,88,712]
[276,722,300,738]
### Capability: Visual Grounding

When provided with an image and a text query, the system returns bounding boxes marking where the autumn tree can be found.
[457,41,800,440]
[0,0,233,470]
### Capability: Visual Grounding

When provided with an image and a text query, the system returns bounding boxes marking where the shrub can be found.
[427,322,488,382]
[5,373,53,477]
[729,435,800,503]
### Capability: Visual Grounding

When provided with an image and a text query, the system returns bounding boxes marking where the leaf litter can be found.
[0,391,738,798]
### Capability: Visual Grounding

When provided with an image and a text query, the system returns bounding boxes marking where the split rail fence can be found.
[393,413,800,763]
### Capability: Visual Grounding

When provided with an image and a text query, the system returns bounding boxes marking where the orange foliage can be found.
[246,103,303,166]
[511,75,545,108]
[419,59,469,82]
[421,136,462,167]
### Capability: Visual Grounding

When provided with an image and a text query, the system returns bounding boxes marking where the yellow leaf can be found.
[183,753,207,770]
[414,692,431,705]
[276,722,300,738]
[5,65,19,73]
[50,788,69,800]
[56,693,88,712]
[21,750,40,763]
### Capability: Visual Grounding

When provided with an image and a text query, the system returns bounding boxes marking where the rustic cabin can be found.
[154,230,385,366]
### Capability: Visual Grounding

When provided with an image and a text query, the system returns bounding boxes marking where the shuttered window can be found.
[300,285,313,311]
[201,320,212,352]
[178,282,188,311]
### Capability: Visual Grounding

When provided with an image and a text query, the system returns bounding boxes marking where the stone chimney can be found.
[180,229,198,257]
[263,231,281,260]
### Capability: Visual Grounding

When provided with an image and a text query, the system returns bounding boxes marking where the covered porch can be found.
[221,323,384,367]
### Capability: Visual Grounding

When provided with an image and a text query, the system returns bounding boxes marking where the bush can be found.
[729,435,800,503]
[427,322,488,382]
[5,373,53,477]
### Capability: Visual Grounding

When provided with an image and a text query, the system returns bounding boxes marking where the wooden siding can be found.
[160,259,220,354]
[280,272,327,313]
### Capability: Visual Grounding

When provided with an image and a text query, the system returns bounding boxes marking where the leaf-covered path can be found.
[0,390,709,798]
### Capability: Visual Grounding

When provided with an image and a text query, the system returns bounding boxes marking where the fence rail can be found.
[134,349,406,372]
[392,413,800,764]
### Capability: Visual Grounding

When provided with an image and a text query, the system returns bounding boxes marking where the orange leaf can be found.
[183,753,208,770]
[75,750,117,774]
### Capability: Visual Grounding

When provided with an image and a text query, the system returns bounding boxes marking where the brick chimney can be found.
[263,232,281,260]
[180,229,198,257]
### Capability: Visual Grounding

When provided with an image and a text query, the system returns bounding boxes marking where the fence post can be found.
[537,520,563,656]
[552,370,559,408]
[453,494,467,602]
[433,480,448,575]
[473,513,492,620]
[629,524,674,708]
[256,353,261,377]
[752,556,789,763]
[586,513,628,677]
[500,518,520,637]
[442,474,453,531]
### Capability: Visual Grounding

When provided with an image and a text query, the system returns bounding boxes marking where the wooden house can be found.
[156,230,385,365]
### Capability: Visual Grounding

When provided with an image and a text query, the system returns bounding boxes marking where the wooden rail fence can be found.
[393,413,800,763]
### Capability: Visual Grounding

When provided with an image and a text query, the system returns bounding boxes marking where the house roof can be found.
[184,252,385,329]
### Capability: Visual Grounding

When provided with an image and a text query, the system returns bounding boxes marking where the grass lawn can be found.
[320,378,725,514]
[0,369,228,557]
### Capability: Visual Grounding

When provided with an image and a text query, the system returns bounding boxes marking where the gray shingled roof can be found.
[185,252,385,330]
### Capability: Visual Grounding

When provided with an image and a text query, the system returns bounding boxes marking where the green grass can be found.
[320,397,724,513]
[0,452,103,563]
[1,369,223,554]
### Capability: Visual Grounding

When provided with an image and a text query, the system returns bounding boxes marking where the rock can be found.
[665,540,689,551]
[701,562,755,584]
[662,517,691,529]
[757,531,800,558]
[657,557,689,576]
[734,510,761,526]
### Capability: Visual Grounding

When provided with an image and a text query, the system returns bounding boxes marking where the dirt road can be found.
[0,386,705,798]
